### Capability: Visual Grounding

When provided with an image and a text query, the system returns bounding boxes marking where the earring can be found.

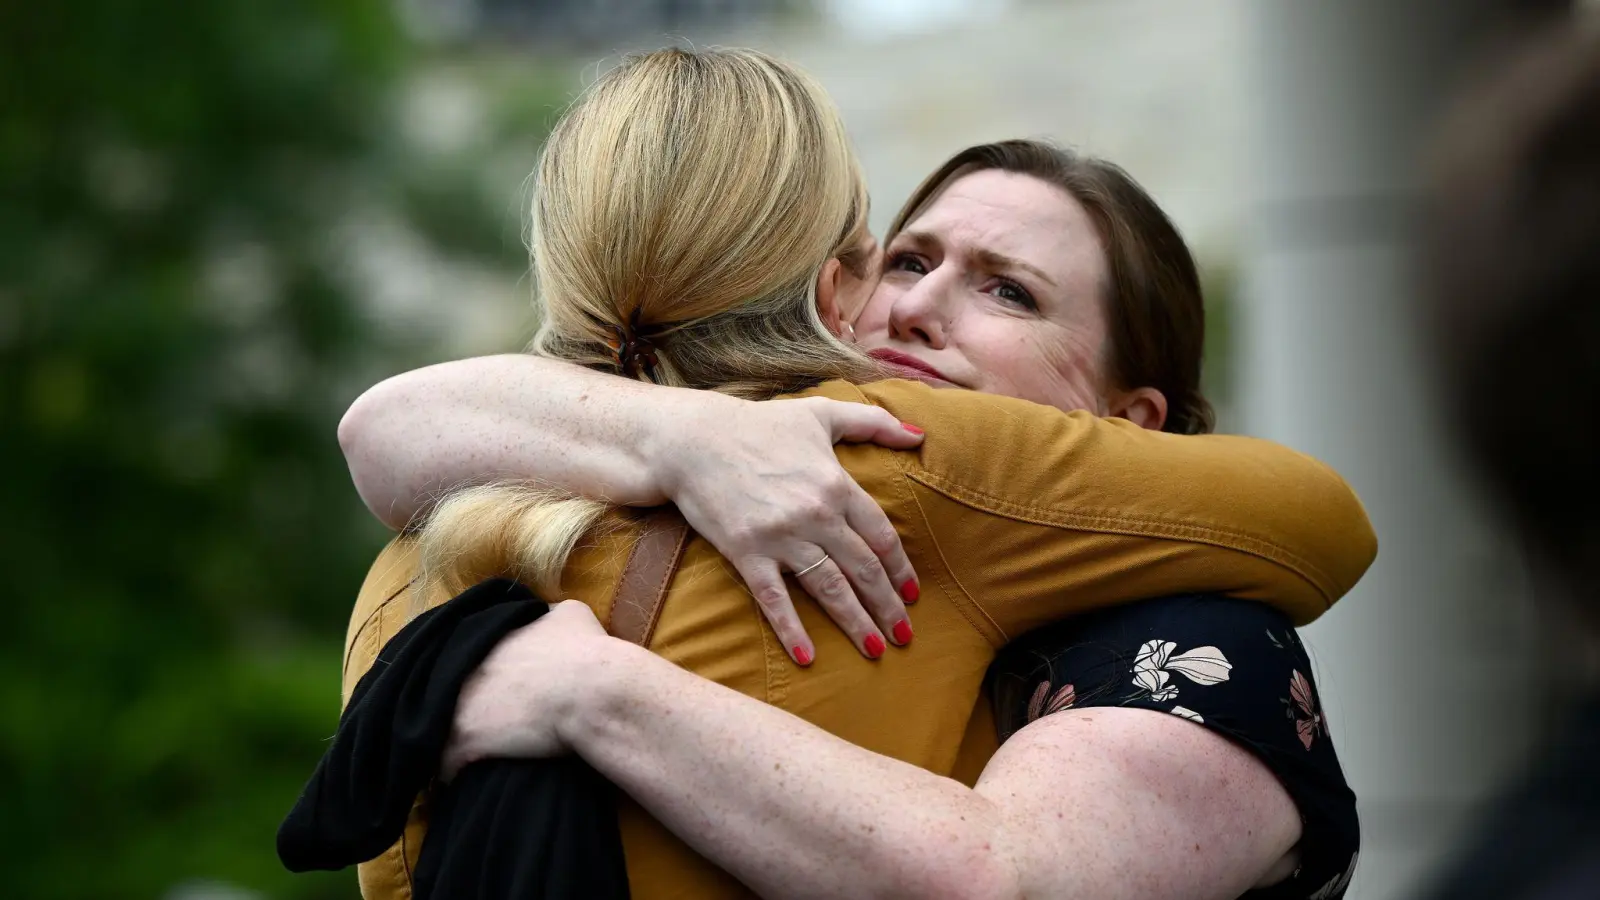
[843,322,857,344]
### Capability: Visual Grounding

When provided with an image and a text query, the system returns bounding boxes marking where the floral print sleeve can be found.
[989,594,1360,900]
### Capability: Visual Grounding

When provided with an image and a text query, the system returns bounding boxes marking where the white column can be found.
[1238,2,1552,897]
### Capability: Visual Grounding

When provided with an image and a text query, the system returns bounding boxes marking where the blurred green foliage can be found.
[0,2,556,897]
[0,2,1245,895]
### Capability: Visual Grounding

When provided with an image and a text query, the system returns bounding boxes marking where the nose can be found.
[887,267,956,349]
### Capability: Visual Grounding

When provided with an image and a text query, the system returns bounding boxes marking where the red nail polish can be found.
[901,423,924,436]
[864,634,886,659]
[793,646,813,666]
[900,580,920,604]
[892,619,913,645]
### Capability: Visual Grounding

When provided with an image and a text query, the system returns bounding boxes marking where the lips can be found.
[867,349,955,386]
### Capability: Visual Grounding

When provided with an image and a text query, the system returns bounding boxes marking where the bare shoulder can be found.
[976,707,1302,900]
[986,705,1299,804]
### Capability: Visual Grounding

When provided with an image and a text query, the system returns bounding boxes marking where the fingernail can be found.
[864,634,886,659]
[901,422,924,436]
[899,580,920,604]
[793,646,813,666]
[892,619,913,645]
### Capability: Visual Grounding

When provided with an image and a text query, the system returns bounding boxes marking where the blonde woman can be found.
[339,49,1373,899]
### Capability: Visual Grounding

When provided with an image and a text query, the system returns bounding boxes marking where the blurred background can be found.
[3,0,1590,897]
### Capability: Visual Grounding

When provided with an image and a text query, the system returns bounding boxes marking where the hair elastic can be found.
[605,309,661,382]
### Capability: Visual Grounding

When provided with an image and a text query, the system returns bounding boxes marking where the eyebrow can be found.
[897,229,1060,289]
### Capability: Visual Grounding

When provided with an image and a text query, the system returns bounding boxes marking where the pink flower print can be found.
[1290,669,1323,750]
[1026,682,1077,723]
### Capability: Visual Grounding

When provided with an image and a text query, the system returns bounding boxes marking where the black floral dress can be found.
[990,594,1360,899]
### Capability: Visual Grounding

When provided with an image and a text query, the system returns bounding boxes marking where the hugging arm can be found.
[849,381,1379,630]
[451,601,1301,900]
[339,354,924,659]
[340,355,676,529]
[342,360,1379,657]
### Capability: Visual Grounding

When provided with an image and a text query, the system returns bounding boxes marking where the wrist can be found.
[555,635,657,751]
[639,389,746,504]
[442,665,500,780]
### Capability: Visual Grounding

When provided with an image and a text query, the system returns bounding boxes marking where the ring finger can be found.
[791,547,887,660]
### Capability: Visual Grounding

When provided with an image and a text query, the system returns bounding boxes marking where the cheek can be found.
[840,272,879,325]
[853,282,897,336]
[977,326,1108,413]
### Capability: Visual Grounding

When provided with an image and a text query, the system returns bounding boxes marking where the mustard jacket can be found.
[341,379,1377,899]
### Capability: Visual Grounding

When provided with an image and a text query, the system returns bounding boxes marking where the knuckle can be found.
[753,585,791,612]
[866,522,899,555]
[800,500,834,524]
[813,569,850,600]
[853,555,885,584]
[727,521,772,548]
[819,472,851,496]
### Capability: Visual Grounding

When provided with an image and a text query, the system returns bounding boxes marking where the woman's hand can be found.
[442,600,612,779]
[647,394,924,666]
[339,353,922,664]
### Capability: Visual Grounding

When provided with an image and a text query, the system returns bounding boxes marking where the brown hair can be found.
[1421,19,1600,606]
[888,139,1215,435]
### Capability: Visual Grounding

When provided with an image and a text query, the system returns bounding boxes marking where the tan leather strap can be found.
[609,509,691,647]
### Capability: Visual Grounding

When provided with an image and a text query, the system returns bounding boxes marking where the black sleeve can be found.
[989,594,1361,900]
[278,578,630,900]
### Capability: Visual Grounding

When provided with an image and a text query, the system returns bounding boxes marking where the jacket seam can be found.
[836,381,1011,648]
[754,559,789,707]
[907,468,1339,611]
[894,468,1008,647]
[342,577,416,687]
[398,824,415,896]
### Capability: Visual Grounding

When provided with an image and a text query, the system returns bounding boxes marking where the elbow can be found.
[1347,487,1379,583]
[1259,449,1380,620]
[338,379,412,531]
[1311,459,1380,597]
[336,384,376,466]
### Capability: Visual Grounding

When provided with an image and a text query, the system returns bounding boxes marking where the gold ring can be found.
[793,556,830,578]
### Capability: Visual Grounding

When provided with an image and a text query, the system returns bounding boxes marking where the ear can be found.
[1107,386,1168,431]
[815,258,845,336]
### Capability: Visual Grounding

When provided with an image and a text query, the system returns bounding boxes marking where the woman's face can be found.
[853,169,1115,415]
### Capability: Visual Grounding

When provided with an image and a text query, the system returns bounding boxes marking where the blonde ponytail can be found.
[416,47,876,598]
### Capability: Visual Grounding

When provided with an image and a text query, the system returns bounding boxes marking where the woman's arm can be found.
[339,355,677,528]
[840,379,1379,629]
[448,602,1300,900]
[339,355,925,657]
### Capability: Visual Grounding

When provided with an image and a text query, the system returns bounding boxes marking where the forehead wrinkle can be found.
[899,174,1108,321]
[906,189,1079,267]
[970,246,1058,288]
